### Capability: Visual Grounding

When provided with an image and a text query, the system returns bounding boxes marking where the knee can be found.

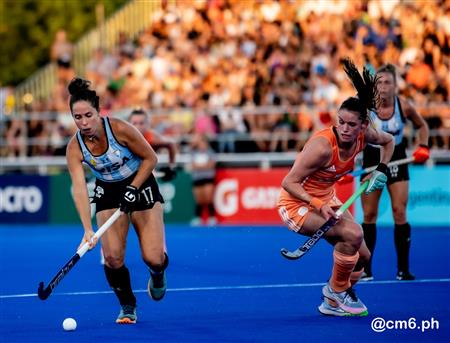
[143,250,167,269]
[363,210,378,223]
[392,205,407,222]
[104,253,125,269]
[144,252,169,272]
[343,224,364,250]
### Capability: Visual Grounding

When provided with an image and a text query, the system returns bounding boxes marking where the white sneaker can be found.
[322,283,367,315]
[190,217,202,226]
[207,217,217,226]
[318,299,368,317]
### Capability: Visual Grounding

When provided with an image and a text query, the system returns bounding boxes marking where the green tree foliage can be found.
[0,0,128,86]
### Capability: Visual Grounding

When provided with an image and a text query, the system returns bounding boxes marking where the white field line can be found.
[1,278,449,300]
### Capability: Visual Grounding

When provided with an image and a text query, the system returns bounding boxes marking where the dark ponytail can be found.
[68,78,100,112]
[339,58,379,121]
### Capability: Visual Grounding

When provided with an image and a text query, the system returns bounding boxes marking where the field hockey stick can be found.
[37,209,122,300]
[280,180,369,260]
[350,156,415,177]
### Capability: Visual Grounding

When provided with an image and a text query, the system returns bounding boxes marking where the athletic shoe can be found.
[322,283,367,315]
[318,299,368,317]
[190,217,202,226]
[207,217,217,226]
[396,271,415,281]
[116,305,137,324]
[360,271,374,281]
[148,271,167,301]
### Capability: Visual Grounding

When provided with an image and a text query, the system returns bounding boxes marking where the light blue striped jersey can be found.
[369,96,405,146]
[76,117,141,182]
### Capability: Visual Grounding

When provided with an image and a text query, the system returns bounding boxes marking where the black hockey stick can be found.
[37,209,122,300]
[280,181,369,260]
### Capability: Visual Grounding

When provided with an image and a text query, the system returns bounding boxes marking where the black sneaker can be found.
[148,271,167,301]
[396,271,415,281]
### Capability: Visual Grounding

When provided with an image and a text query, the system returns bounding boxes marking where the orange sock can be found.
[330,250,359,292]
[350,269,364,286]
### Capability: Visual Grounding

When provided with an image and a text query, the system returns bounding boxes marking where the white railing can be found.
[1,150,450,175]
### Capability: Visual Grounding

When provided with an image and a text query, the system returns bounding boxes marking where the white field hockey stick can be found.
[280,180,369,260]
[350,156,415,177]
[37,209,122,300]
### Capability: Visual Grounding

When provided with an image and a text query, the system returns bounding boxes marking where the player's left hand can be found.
[364,163,388,194]
[79,230,98,250]
[413,144,430,163]
[120,185,140,213]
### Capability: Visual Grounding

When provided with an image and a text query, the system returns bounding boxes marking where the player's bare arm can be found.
[400,97,429,146]
[281,137,338,221]
[364,126,395,165]
[110,118,158,189]
[66,136,97,247]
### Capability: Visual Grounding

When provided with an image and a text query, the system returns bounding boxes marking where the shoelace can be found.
[122,305,135,315]
[344,288,358,302]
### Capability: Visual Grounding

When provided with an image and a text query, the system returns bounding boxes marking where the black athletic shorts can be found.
[361,143,409,185]
[92,173,164,213]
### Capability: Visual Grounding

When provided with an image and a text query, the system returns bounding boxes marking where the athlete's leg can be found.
[131,203,169,300]
[360,189,382,278]
[303,212,367,315]
[387,181,414,279]
[97,209,136,323]
[192,184,207,225]
[203,183,216,225]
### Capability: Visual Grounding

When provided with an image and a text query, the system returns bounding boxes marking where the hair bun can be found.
[68,78,92,96]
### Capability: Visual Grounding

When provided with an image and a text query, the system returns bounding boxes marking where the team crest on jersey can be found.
[90,158,97,167]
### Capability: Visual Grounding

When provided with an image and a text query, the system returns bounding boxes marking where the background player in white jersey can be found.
[360,64,430,281]
[66,78,168,324]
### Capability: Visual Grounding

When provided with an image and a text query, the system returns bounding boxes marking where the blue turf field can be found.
[0,223,449,343]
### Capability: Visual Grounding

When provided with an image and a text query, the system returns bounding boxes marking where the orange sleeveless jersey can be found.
[279,127,365,205]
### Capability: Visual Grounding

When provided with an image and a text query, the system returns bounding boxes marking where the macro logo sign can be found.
[0,175,49,223]
[214,168,288,224]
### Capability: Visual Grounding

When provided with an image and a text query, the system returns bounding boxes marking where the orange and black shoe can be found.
[116,305,137,324]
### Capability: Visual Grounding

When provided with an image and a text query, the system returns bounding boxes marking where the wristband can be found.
[375,163,388,175]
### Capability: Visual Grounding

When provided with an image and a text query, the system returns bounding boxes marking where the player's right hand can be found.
[413,144,430,163]
[320,204,340,221]
[79,230,98,250]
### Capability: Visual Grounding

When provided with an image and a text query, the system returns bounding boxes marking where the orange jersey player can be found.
[277,59,395,317]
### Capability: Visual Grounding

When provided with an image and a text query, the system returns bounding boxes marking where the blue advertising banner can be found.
[355,165,450,227]
[0,175,49,223]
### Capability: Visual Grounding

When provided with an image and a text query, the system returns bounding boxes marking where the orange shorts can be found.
[277,195,343,233]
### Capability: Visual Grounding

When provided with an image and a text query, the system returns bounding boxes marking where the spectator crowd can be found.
[2,0,449,158]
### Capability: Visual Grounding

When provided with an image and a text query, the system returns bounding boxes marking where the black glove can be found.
[160,166,177,182]
[120,185,139,213]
